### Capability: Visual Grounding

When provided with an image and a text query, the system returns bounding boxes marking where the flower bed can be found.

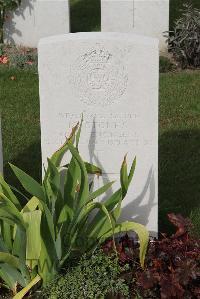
[1,213,199,298]
[0,44,37,71]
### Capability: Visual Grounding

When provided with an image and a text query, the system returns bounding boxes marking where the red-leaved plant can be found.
[102,214,200,299]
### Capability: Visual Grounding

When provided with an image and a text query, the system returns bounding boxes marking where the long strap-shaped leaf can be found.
[13,275,41,299]
[38,206,58,286]
[67,142,89,209]
[23,211,42,261]
[100,221,149,268]
[64,157,80,219]
[120,155,129,198]
[0,193,25,228]
[48,122,79,170]
[88,181,115,201]
[87,157,136,237]
[12,225,31,286]
[60,201,116,265]
[0,234,9,252]
[0,175,21,210]
[1,222,12,251]
[112,154,131,223]
[0,263,26,293]
[76,114,83,149]
[86,189,122,238]
[0,252,20,269]
[9,164,45,202]
[46,158,64,221]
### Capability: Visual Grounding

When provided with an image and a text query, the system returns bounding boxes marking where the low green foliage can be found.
[42,250,129,299]
[190,207,200,237]
[159,56,175,73]
[0,120,149,298]
[8,52,37,72]
[0,45,38,71]
[167,4,200,68]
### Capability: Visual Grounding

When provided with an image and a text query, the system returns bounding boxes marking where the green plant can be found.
[159,56,175,73]
[8,52,38,71]
[0,43,3,55]
[0,45,38,70]
[166,4,200,68]
[42,249,129,299]
[131,214,200,299]
[0,0,21,43]
[190,207,200,237]
[0,120,149,298]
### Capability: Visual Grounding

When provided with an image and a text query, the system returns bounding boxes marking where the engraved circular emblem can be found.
[70,45,128,106]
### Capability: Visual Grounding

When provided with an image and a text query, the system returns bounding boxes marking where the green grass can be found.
[70,0,200,32]
[1,67,200,232]
[159,71,200,231]
[0,0,200,232]
[0,67,41,192]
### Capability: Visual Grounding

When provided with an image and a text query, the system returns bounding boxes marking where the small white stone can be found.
[38,32,159,234]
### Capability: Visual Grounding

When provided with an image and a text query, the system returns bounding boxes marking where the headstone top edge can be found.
[37,0,68,2]
[38,32,159,48]
[102,0,169,2]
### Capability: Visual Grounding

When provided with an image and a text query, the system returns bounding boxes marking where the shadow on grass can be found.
[3,141,42,205]
[70,0,100,32]
[159,129,200,233]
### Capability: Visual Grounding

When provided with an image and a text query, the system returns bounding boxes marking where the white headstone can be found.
[101,0,169,53]
[4,0,70,48]
[0,118,3,174]
[38,32,159,234]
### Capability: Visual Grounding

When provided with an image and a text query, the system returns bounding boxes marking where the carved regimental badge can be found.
[70,45,128,106]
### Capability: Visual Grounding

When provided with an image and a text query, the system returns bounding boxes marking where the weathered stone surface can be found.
[101,0,169,53]
[38,32,159,234]
[4,0,70,48]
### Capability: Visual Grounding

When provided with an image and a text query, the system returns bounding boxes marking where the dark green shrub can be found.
[42,250,129,299]
[159,56,175,73]
[166,4,200,68]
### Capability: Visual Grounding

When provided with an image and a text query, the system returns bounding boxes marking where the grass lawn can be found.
[70,0,200,32]
[0,0,200,232]
[1,67,200,232]
[159,71,200,231]
[0,68,41,191]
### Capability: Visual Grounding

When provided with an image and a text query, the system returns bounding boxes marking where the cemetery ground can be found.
[0,67,200,233]
[0,1,200,298]
[0,63,200,299]
[0,65,200,298]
